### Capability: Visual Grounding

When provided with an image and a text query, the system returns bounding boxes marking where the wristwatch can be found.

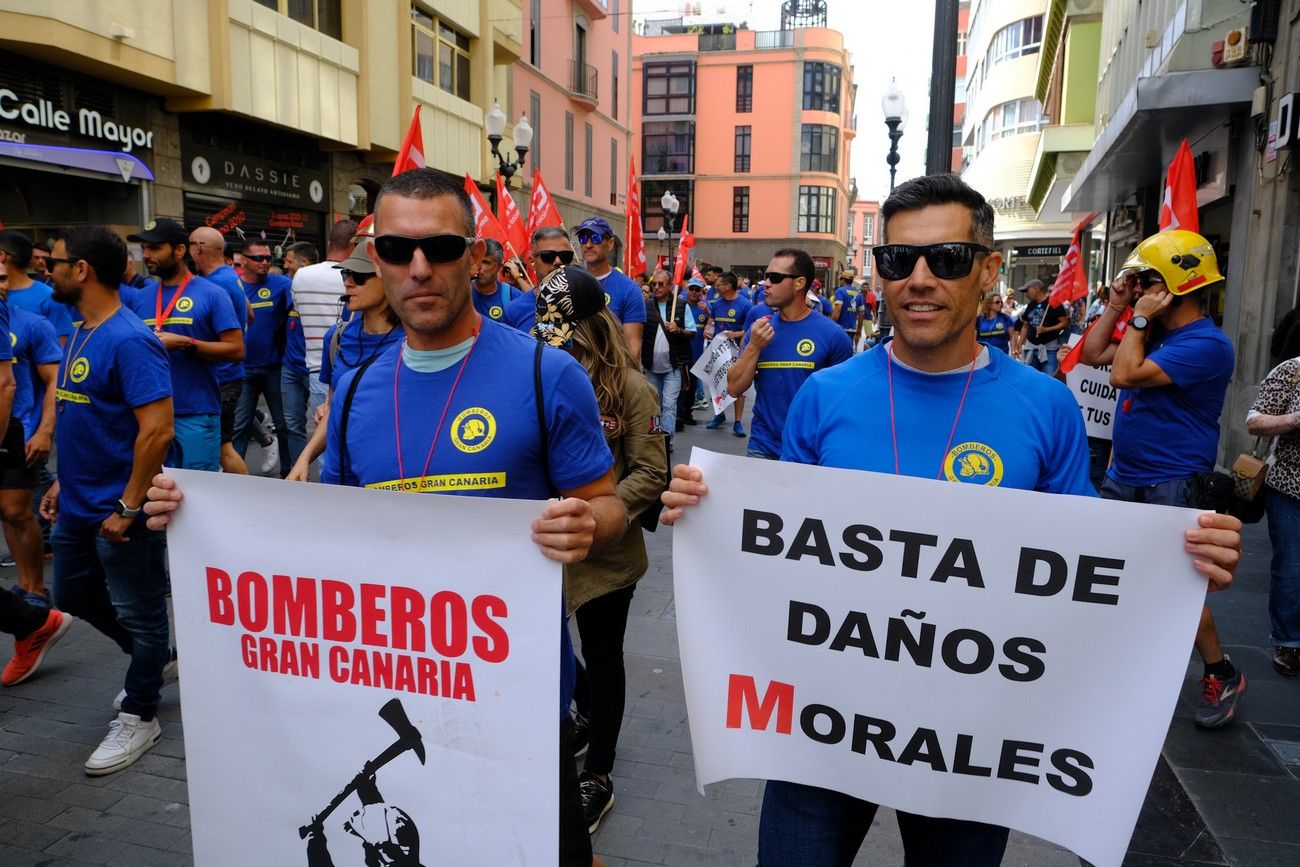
[115,499,142,519]
[1130,315,1150,331]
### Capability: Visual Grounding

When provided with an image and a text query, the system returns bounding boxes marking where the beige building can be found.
[0,0,543,252]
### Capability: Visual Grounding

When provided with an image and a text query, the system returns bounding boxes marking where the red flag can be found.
[1158,139,1198,232]
[1059,307,1133,375]
[495,173,531,266]
[463,175,510,249]
[624,158,647,277]
[392,106,426,176]
[526,169,564,240]
[1048,213,1096,308]
[672,215,695,287]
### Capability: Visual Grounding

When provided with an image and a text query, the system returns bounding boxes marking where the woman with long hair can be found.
[533,266,668,836]
[286,239,402,481]
[975,292,1015,353]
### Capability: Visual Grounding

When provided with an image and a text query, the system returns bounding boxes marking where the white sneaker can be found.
[84,712,161,776]
[259,436,279,475]
[114,653,179,711]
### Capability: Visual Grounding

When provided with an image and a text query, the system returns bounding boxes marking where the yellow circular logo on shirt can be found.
[796,339,815,357]
[943,442,1004,487]
[8,332,15,348]
[176,296,194,313]
[489,305,503,319]
[604,292,612,306]
[258,287,272,300]
[70,357,90,383]
[451,407,497,453]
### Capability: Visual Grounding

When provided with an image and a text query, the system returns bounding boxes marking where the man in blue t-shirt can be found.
[1090,228,1243,731]
[233,238,293,475]
[45,225,175,776]
[470,238,514,322]
[0,230,75,344]
[727,249,853,459]
[660,175,1246,867]
[705,271,753,437]
[831,270,863,346]
[503,226,576,332]
[573,217,647,359]
[145,170,626,866]
[125,219,243,473]
[190,226,250,476]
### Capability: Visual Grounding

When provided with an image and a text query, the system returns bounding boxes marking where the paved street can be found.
[1,408,1298,865]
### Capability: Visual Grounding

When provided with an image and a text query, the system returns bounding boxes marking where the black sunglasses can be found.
[46,256,80,268]
[536,249,576,265]
[576,230,610,245]
[243,254,273,263]
[373,234,474,265]
[1136,272,1165,288]
[764,271,799,285]
[873,243,993,280]
[338,268,375,282]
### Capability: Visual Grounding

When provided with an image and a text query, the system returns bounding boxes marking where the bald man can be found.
[189,227,250,475]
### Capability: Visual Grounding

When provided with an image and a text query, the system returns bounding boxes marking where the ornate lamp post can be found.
[484,101,534,184]
[660,190,680,274]
[881,80,907,193]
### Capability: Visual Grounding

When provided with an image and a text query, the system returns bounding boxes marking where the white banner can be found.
[1064,334,1117,439]
[691,333,741,416]
[673,450,1207,867]
[166,469,559,866]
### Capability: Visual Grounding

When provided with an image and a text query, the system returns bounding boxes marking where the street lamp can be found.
[882,80,907,193]
[656,226,668,266]
[660,190,680,271]
[484,101,533,184]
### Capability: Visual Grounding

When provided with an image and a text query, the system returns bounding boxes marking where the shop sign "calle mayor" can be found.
[0,90,153,153]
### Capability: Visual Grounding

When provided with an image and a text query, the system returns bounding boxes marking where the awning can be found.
[0,141,153,182]
[1062,67,1259,212]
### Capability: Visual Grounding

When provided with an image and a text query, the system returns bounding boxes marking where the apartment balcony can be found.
[572,0,608,21]
[699,32,737,52]
[567,61,599,108]
[844,113,857,140]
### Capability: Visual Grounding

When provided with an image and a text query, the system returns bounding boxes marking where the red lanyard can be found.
[392,323,482,488]
[155,273,194,329]
[886,344,979,479]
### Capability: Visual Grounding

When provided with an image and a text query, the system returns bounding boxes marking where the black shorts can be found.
[220,380,243,445]
[0,419,36,490]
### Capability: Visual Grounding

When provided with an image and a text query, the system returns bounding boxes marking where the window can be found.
[610,139,618,206]
[951,126,963,148]
[733,187,750,233]
[800,124,839,172]
[798,186,836,234]
[734,125,751,173]
[564,112,574,190]
[642,121,695,174]
[254,0,341,38]
[530,0,541,65]
[612,51,620,120]
[612,0,619,33]
[863,215,874,245]
[412,7,471,101]
[954,77,967,104]
[957,29,967,56]
[987,16,1043,66]
[643,62,695,115]
[641,179,693,230]
[736,65,753,112]
[529,91,542,170]
[973,97,1044,156]
[802,62,841,112]
[584,122,593,197]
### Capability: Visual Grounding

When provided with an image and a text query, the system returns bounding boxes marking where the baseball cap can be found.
[575,217,614,237]
[333,238,377,275]
[686,276,705,288]
[531,266,607,347]
[128,218,188,246]
[840,270,855,281]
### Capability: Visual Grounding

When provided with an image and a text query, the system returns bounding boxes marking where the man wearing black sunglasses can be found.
[573,217,646,360]
[660,174,1245,866]
[503,226,574,331]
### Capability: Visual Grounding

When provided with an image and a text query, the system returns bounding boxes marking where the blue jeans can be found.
[1022,343,1059,376]
[748,447,779,460]
[758,780,1009,866]
[51,520,170,720]
[1099,475,1194,508]
[643,368,680,437]
[168,413,220,471]
[280,366,310,470]
[1267,487,1300,647]
[235,364,290,474]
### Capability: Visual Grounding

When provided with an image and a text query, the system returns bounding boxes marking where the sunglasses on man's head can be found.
[873,242,992,281]
[373,234,474,265]
[243,254,273,263]
[575,231,609,245]
[764,271,799,285]
[535,249,575,265]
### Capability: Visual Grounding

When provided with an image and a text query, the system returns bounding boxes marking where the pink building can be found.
[509,0,633,229]
[954,0,970,172]
[848,199,880,281]
[631,21,857,286]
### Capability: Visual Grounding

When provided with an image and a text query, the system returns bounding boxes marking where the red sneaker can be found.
[3,609,74,687]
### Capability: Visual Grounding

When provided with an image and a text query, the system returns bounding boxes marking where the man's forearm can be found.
[124,425,173,508]
[727,345,760,396]
[1082,305,1122,363]
[589,492,628,553]
[194,336,243,362]
[1111,327,1149,384]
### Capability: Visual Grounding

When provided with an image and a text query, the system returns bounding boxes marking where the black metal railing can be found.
[569,61,598,100]
[699,32,737,51]
[755,29,795,49]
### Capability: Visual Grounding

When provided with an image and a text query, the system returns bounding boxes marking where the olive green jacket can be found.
[564,373,668,613]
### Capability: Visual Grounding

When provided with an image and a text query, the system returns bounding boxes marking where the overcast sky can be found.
[636,1,937,203]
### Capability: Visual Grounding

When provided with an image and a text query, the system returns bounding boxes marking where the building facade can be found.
[848,198,880,282]
[953,0,970,172]
[631,20,857,286]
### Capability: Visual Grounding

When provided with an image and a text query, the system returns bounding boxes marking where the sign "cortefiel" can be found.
[0,90,153,152]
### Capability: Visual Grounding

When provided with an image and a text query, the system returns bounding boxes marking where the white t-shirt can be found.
[290,261,346,372]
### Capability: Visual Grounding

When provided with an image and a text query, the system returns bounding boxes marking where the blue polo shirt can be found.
[240,274,293,368]
[54,307,173,527]
[7,280,74,340]
[833,286,862,331]
[708,294,753,337]
[319,317,404,388]
[1108,317,1234,487]
[977,313,1016,354]
[323,318,614,719]
[471,281,515,322]
[783,345,1095,495]
[125,274,241,416]
[283,309,308,375]
[205,265,247,385]
[10,307,61,439]
[595,269,647,327]
[742,309,853,458]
